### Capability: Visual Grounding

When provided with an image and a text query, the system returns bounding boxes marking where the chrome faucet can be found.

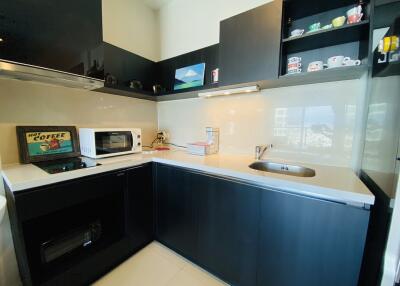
[255,144,273,160]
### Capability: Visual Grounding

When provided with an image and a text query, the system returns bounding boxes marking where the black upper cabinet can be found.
[156,44,220,94]
[101,43,158,92]
[0,0,103,78]
[219,0,283,86]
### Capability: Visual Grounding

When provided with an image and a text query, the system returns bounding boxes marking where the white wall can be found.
[102,0,160,61]
[158,0,272,60]
[158,79,367,168]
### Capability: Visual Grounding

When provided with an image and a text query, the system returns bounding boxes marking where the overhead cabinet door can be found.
[219,0,283,86]
[0,0,103,77]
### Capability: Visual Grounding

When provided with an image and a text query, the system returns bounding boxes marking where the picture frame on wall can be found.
[16,126,81,163]
[174,63,206,91]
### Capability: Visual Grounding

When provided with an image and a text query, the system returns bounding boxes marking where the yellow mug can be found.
[383,36,392,52]
[332,16,346,28]
[390,35,399,51]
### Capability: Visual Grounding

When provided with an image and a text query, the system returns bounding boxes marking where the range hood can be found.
[0,59,104,90]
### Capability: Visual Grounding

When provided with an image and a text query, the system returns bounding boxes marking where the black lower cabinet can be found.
[6,162,370,286]
[196,174,261,286]
[257,191,370,286]
[5,163,154,286]
[126,164,154,250]
[156,164,261,285]
[154,164,371,286]
[155,164,199,261]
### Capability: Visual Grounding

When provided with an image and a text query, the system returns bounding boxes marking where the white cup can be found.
[343,58,361,66]
[288,56,301,63]
[307,61,327,72]
[327,56,350,68]
[291,29,305,37]
[347,5,362,16]
[288,68,302,74]
[288,57,302,74]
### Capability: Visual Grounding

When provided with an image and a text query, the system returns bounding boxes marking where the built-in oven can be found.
[11,170,135,286]
[79,128,142,159]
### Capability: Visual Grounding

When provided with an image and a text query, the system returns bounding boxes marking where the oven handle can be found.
[129,132,134,150]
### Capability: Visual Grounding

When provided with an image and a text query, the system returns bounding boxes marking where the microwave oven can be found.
[79,128,142,158]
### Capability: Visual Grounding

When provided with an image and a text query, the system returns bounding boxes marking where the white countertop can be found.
[1,150,374,206]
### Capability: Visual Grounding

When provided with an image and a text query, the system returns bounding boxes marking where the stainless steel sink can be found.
[249,161,316,177]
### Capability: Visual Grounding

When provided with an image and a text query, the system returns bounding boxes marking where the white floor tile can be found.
[93,242,229,286]
[147,242,187,269]
[166,263,228,286]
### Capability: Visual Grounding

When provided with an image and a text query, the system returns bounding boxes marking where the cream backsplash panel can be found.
[158,79,367,167]
[0,79,158,164]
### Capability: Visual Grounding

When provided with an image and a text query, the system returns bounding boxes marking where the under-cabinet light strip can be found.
[198,85,260,98]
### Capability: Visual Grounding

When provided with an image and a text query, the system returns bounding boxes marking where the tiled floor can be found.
[93,242,229,286]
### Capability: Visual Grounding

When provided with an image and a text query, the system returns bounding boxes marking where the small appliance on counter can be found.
[79,128,142,159]
[16,126,101,174]
[34,157,99,174]
[188,127,219,156]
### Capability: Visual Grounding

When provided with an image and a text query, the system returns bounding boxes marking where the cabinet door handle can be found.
[116,173,125,177]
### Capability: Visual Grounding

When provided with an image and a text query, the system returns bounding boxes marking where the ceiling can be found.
[144,0,172,9]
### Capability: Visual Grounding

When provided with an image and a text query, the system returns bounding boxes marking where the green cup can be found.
[308,22,321,32]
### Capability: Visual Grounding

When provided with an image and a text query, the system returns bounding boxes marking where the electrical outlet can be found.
[156,131,168,143]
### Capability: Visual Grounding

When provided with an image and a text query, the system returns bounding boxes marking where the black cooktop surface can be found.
[34,157,100,174]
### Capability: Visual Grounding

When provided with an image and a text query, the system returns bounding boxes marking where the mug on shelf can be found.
[343,58,361,66]
[379,36,400,53]
[348,13,363,24]
[327,56,349,68]
[321,24,333,30]
[287,57,302,74]
[346,5,363,24]
[308,22,320,32]
[307,61,327,72]
[346,5,362,16]
[290,29,305,37]
[332,16,346,28]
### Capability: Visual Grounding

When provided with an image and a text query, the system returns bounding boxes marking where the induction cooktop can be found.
[34,157,101,174]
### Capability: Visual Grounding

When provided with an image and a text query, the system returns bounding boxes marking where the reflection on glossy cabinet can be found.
[155,164,199,261]
[219,0,283,85]
[0,0,103,78]
[155,164,261,285]
[196,173,261,286]
[155,164,371,286]
[127,164,154,250]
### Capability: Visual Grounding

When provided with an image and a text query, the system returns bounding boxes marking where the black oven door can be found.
[15,170,131,286]
[95,131,133,155]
